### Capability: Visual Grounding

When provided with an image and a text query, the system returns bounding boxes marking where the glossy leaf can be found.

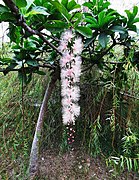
[76,26,92,38]
[85,16,97,24]
[98,11,106,27]
[26,0,35,10]
[67,0,80,11]
[0,12,15,22]
[98,33,109,48]
[0,4,9,13]
[133,18,139,24]
[128,25,137,32]
[13,0,27,8]
[102,1,110,9]
[83,2,93,10]
[110,26,126,34]
[26,60,39,67]
[44,20,68,32]
[133,6,138,17]
[73,12,82,28]
[8,25,20,44]
[67,0,76,10]
[125,6,138,27]
[61,0,68,7]
[47,0,71,21]
[25,6,50,17]
[85,16,98,29]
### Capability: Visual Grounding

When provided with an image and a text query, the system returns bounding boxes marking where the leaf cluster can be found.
[0,0,139,84]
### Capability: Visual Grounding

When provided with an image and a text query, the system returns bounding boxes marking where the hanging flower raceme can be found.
[59,29,83,126]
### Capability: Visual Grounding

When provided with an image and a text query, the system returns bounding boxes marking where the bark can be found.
[29,71,59,179]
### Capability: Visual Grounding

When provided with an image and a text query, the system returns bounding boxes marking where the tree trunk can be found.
[29,71,59,179]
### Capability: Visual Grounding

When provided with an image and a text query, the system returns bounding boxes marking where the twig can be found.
[2,0,61,55]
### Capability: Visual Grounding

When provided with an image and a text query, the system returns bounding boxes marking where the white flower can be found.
[72,37,83,55]
[58,40,68,52]
[60,51,74,67]
[74,56,82,65]
[62,107,74,124]
[72,65,81,82]
[70,86,80,101]
[59,29,83,124]
[71,103,80,117]
[62,96,72,107]
[62,30,73,43]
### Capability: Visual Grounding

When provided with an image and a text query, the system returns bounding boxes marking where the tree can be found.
[0,0,139,178]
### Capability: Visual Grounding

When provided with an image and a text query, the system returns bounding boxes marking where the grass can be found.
[0,65,139,179]
[0,71,48,179]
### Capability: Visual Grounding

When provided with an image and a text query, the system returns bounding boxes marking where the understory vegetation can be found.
[0,44,139,179]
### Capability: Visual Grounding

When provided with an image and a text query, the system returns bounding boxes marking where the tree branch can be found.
[0,64,55,75]
[82,42,117,72]
[2,0,61,55]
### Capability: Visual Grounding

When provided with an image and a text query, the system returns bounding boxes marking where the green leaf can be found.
[103,16,115,25]
[34,70,46,75]
[0,58,12,64]
[125,10,132,21]
[84,33,97,48]
[76,26,92,38]
[87,23,98,29]
[110,26,126,34]
[26,60,39,67]
[120,32,128,40]
[67,0,80,11]
[8,24,20,44]
[102,1,110,9]
[98,11,106,27]
[26,0,35,10]
[24,40,37,50]
[83,2,93,10]
[133,18,139,24]
[47,0,71,21]
[5,63,17,74]
[128,25,137,32]
[25,6,50,17]
[126,157,130,171]
[61,0,68,8]
[13,0,27,8]
[0,12,15,22]
[125,7,138,27]
[73,12,82,28]
[129,158,132,170]
[98,33,109,48]
[85,16,98,24]
[85,16,98,29]
[133,6,138,17]
[133,159,138,171]
[44,20,68,32]
[67,0,76,10]
[0,4,9,13]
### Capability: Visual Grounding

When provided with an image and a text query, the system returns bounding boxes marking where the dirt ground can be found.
[39,149,139,180]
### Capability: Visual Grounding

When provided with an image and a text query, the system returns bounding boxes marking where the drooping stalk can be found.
[59,30,83,125]
[59,30,83,146]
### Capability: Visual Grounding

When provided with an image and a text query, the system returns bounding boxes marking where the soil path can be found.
[39,149,138,180]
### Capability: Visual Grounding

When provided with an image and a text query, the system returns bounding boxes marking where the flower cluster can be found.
[59,30,83,125]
